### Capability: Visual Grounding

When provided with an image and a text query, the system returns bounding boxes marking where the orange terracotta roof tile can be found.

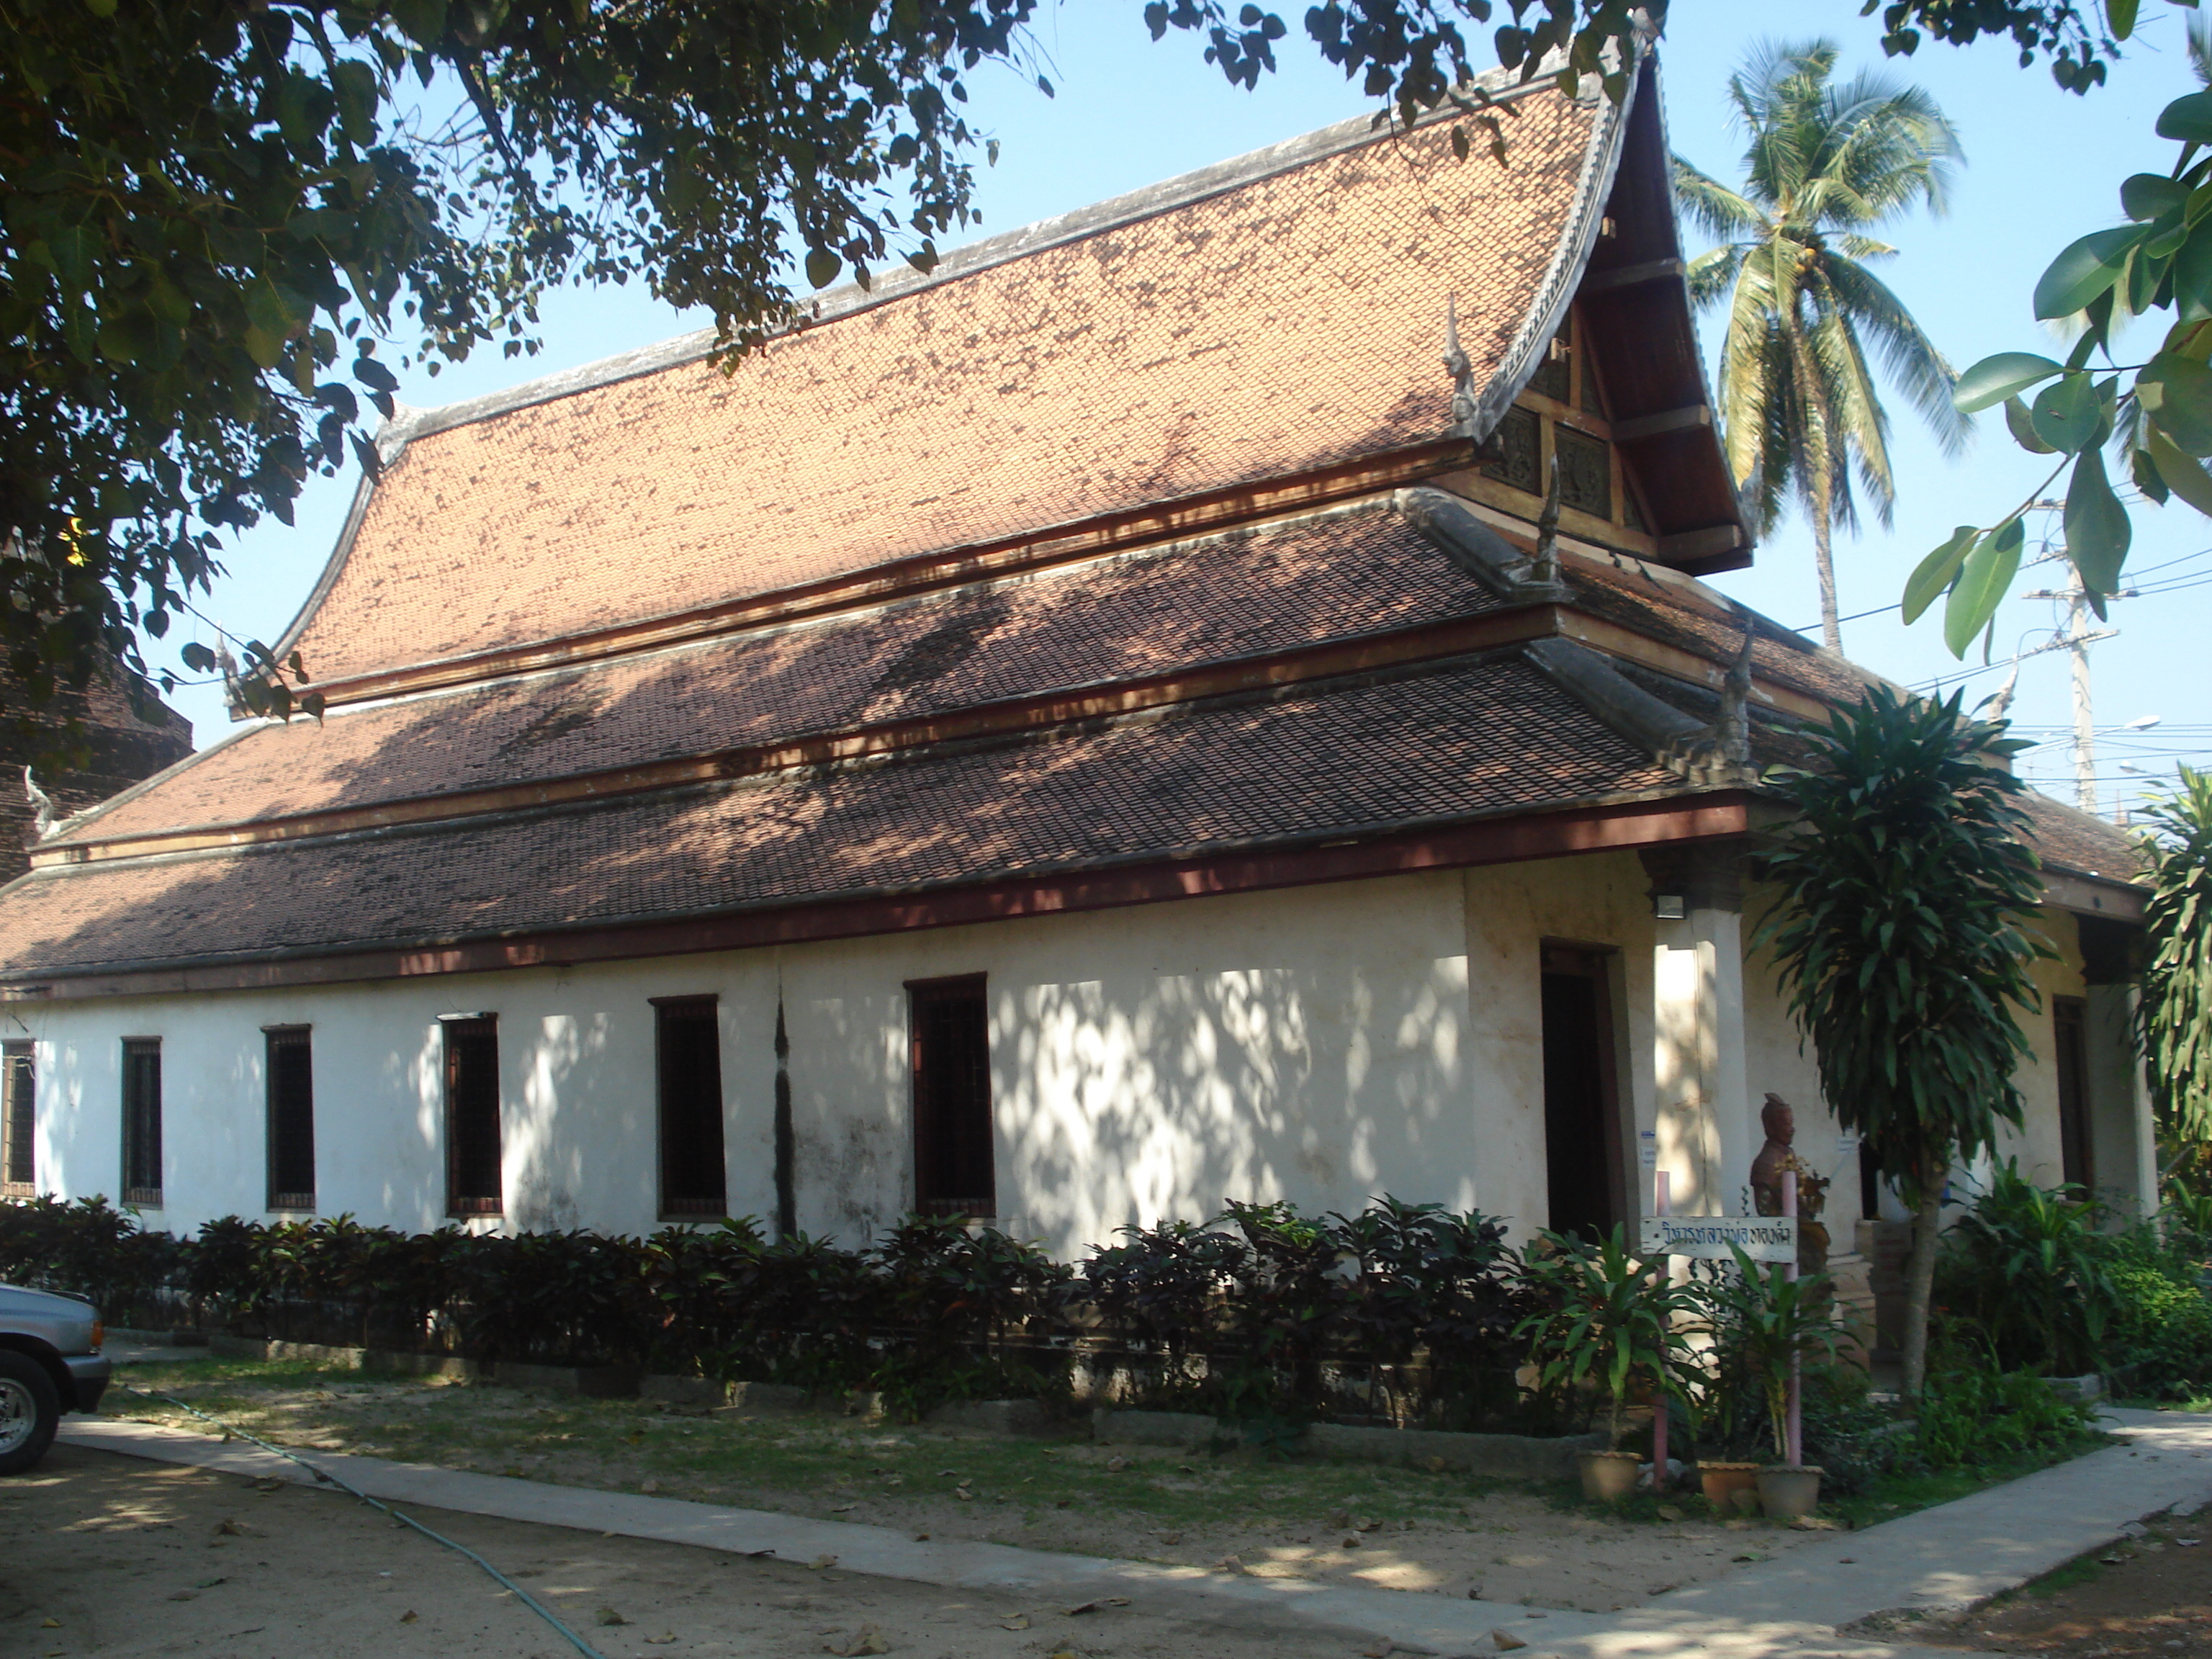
[60,500,1502,847]
[286,85,1610,685]
[0,651,1680,978]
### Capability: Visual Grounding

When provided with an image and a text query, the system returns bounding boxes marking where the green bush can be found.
[1936,1160,2115,1375]
[1915,1359,2100,1470]
[2102,1243,2212,1397]
[1066,1197,1531,1428]
[7,1192,1551,1424]
[1934,1161,2212,1394]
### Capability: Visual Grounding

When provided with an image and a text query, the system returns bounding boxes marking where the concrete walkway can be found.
[58,1406,2212,1659]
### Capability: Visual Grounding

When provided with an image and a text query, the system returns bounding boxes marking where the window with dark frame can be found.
[122,1038,162,1207]
[1,1042,32,1197]
[266,1027,316,1212]
[443,1017,503,1216]
[909,975,994,1220]
[655,998,727,1218]
[2053,997,2095,1195]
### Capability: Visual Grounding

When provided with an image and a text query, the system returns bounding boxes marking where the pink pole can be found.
[1652,1171,1670,1492]
[1783,1170,1802,1467]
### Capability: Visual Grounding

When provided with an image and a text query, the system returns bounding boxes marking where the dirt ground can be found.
[3,1442,1412,1659]
[102,1358,1826,1614]
[1899,1506,2212,1657]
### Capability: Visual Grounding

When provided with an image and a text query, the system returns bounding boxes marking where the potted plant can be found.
[1699,1245,1839,1519]
[1681,1283,1766,1515]
[1516,1228,1699,1501]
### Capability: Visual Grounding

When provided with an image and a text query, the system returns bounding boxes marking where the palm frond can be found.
[1672,156,1768,242]
[1807,297,1895,528]
[1820,255,1969,457]
[1686,243,1748,310]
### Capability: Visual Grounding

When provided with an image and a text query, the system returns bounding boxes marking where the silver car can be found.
[0,1282,109,1473]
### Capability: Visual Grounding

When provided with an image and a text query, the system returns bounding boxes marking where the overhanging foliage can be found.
[2143,765,2212,1142]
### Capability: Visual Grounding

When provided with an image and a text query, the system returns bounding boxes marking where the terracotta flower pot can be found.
[1697,1460,1761,1514]
[1757,1463,1823,1521]
[1578,1449,1642,1502]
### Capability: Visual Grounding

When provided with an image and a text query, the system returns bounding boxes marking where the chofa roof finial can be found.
[22,765,55,840]
[1714,613,1755,766]
[1532,452,1564,587]
[1444,296,1479,430]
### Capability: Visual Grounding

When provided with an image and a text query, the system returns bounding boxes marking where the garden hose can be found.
[114,1381,611,1659]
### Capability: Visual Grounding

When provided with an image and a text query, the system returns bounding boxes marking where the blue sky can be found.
[171,0,2212,818]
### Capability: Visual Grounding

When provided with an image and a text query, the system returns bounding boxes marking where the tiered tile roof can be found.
[0,54,2139,996]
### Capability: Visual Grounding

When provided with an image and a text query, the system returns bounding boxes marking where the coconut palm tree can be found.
[1674,41,1968,654]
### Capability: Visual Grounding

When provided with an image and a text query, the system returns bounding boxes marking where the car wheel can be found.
[0,1349,60,1475]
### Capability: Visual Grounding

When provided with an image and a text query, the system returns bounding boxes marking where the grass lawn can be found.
[90,1353,2111,1613]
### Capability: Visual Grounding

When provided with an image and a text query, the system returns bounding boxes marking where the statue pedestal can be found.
[1825,1249,1876,1368]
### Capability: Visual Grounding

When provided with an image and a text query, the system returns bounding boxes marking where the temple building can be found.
[0,55,2153,1267]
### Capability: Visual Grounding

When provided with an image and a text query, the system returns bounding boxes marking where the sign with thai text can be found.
[1638,1215,1796,1263]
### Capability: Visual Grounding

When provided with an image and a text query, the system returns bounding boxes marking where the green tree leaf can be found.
[2139,351,2212,455]
[1943,519,2024,658]
[2064,446,2131,597]
[2003,394,2056,454]
[804,248,843,289]
[2173,224,2212,317]
[1953,351,2064,413]
[2121,173,2188,222]
[2034,225,2149,319]
[2029,371,2101,453]
[388,0,448,49]
[2147,427,2212,516]
[1902,524,1979,624]
[2159,88,2212,145]
[331,60,379,149]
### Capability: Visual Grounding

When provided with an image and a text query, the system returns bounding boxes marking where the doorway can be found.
[1540,943,1625,1241]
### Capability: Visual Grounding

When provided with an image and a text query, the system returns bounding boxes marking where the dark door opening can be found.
[2053,997,2095,1195]
[1540,944,1624,1242]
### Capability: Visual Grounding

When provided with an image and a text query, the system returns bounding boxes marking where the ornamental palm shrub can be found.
[1755,685,2047,1398]
[2142,766,2212,1147]
[1516,1228,1700,1452]
[1936,1161,2117,1375]
[1692,1245,1841,1464]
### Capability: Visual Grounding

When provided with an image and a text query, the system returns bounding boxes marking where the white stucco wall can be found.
[6,858,2149,1258]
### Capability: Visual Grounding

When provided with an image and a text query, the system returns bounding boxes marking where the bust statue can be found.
[1750,1092,1830,1278]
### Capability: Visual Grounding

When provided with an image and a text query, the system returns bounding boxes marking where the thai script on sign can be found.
[1637,1215,1797,1263]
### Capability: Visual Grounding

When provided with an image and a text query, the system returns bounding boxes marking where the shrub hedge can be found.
[0,1194,1541,1426]
[11,1172,2177,1453]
